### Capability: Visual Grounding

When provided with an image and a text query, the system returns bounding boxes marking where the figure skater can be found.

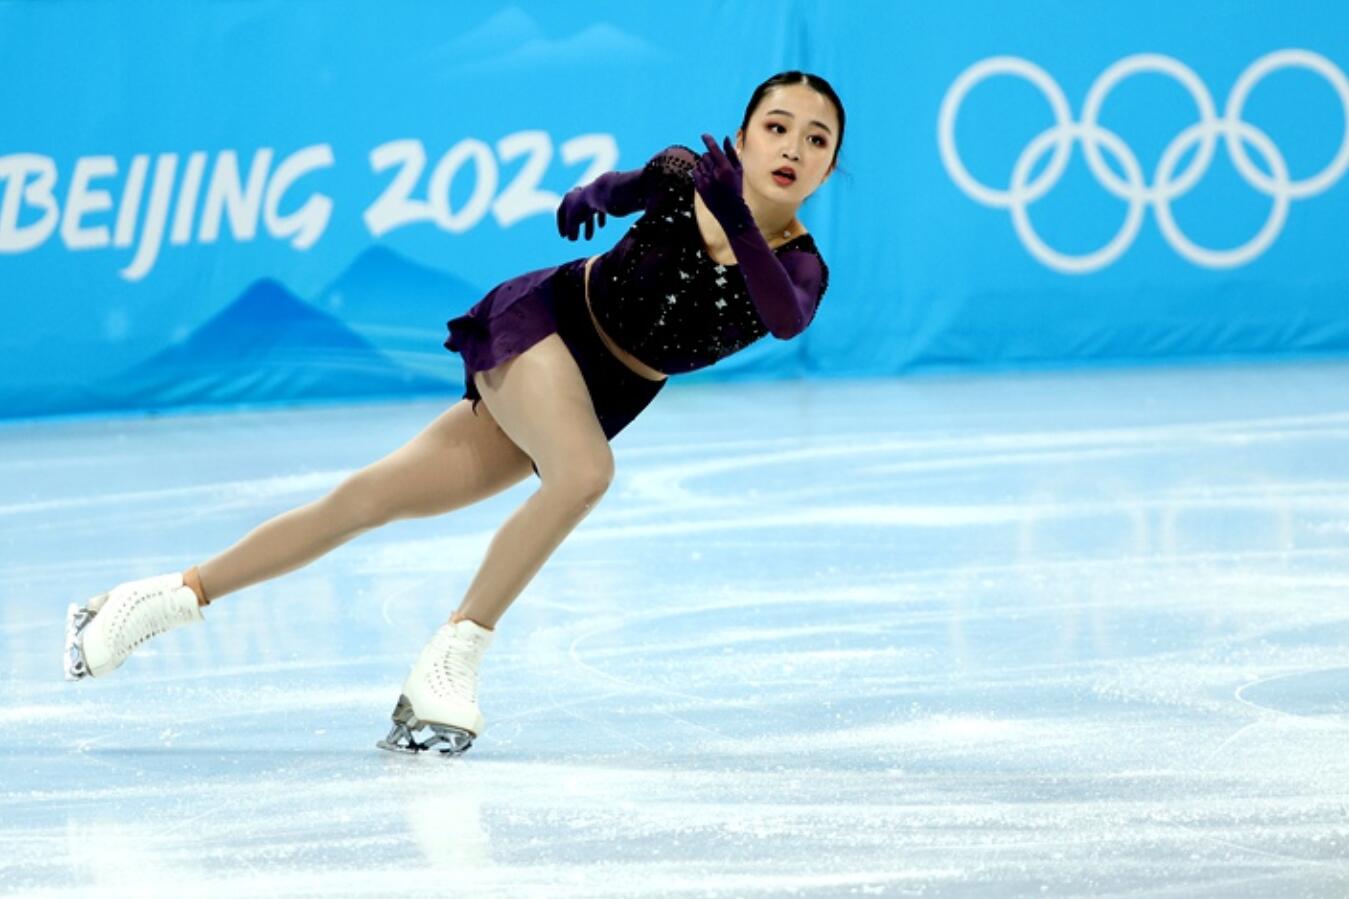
[64,70,845,756]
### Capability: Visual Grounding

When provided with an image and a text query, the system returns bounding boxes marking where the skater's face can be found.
[733,84,838,206]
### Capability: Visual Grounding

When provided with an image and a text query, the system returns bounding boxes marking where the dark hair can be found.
[739,71,847,176]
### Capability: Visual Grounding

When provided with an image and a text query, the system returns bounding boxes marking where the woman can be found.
[63,70,845,756]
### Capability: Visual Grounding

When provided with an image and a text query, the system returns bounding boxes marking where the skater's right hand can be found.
[556,185,607,241]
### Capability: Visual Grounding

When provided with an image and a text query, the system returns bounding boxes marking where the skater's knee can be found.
[539,452,613,511]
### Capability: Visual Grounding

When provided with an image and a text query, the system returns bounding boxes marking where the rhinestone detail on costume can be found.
[587,145,829,376]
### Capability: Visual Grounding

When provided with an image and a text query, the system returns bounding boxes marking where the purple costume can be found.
[443,144,830,477]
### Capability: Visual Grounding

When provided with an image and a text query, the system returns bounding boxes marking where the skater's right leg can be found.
[194,398,536,603]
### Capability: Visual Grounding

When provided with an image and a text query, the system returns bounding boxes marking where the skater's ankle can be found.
[450,611,493,631]
[182,566,209,607]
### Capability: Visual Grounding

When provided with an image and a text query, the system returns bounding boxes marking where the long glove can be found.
[556,166,646,241]
[692,133,821,338]
[690,133,756,237]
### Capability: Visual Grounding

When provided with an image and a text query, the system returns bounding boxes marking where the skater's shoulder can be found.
[643,144,698,185]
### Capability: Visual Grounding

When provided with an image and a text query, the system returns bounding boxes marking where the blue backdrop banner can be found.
[2,0,1347,420]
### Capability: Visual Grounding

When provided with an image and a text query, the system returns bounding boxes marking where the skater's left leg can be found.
[380,335,612,754]
[193,398,535,604]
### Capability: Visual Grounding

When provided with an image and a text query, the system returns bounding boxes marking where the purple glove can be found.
[691,132,756,238]
[556,185,606,241]
[691,133,824,339]
[556,167,645,241]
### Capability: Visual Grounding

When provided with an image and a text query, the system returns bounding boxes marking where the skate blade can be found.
[375,734,423,755]
[377,736,474,756]
[64,603,95,681]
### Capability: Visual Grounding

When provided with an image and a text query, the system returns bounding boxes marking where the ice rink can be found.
[2,361,1348,898]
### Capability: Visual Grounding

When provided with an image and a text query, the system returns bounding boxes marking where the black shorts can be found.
[444,257,667,478]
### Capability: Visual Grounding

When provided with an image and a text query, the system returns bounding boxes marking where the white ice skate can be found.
[64,572,204,680]
[377,618,494,756]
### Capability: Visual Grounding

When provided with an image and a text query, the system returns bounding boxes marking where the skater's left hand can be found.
[692,133,754,237]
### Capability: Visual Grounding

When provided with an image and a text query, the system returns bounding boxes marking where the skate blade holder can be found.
[377,722,474,756]
[64,603,95,681]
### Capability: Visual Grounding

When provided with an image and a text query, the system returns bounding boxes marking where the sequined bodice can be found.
[585,146,828,375]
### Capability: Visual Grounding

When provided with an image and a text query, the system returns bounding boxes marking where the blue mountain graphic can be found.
[419,7,675,77]
[104,278,450,410]
[312,245,482,380]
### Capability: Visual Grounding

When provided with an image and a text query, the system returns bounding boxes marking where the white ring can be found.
[937,49,1349,273]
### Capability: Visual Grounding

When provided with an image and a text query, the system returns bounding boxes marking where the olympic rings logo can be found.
[938,49,1349,273]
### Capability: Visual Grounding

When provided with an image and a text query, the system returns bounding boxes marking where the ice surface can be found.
[2,361,1348,897]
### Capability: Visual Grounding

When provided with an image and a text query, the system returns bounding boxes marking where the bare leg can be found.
[452,333,614,630]
[191,398,535,605]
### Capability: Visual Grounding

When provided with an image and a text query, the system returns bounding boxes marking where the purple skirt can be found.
[444,258,666,476]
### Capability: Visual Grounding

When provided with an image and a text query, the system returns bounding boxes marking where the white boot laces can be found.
[122,586,190,651]
[435,631,488,703]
